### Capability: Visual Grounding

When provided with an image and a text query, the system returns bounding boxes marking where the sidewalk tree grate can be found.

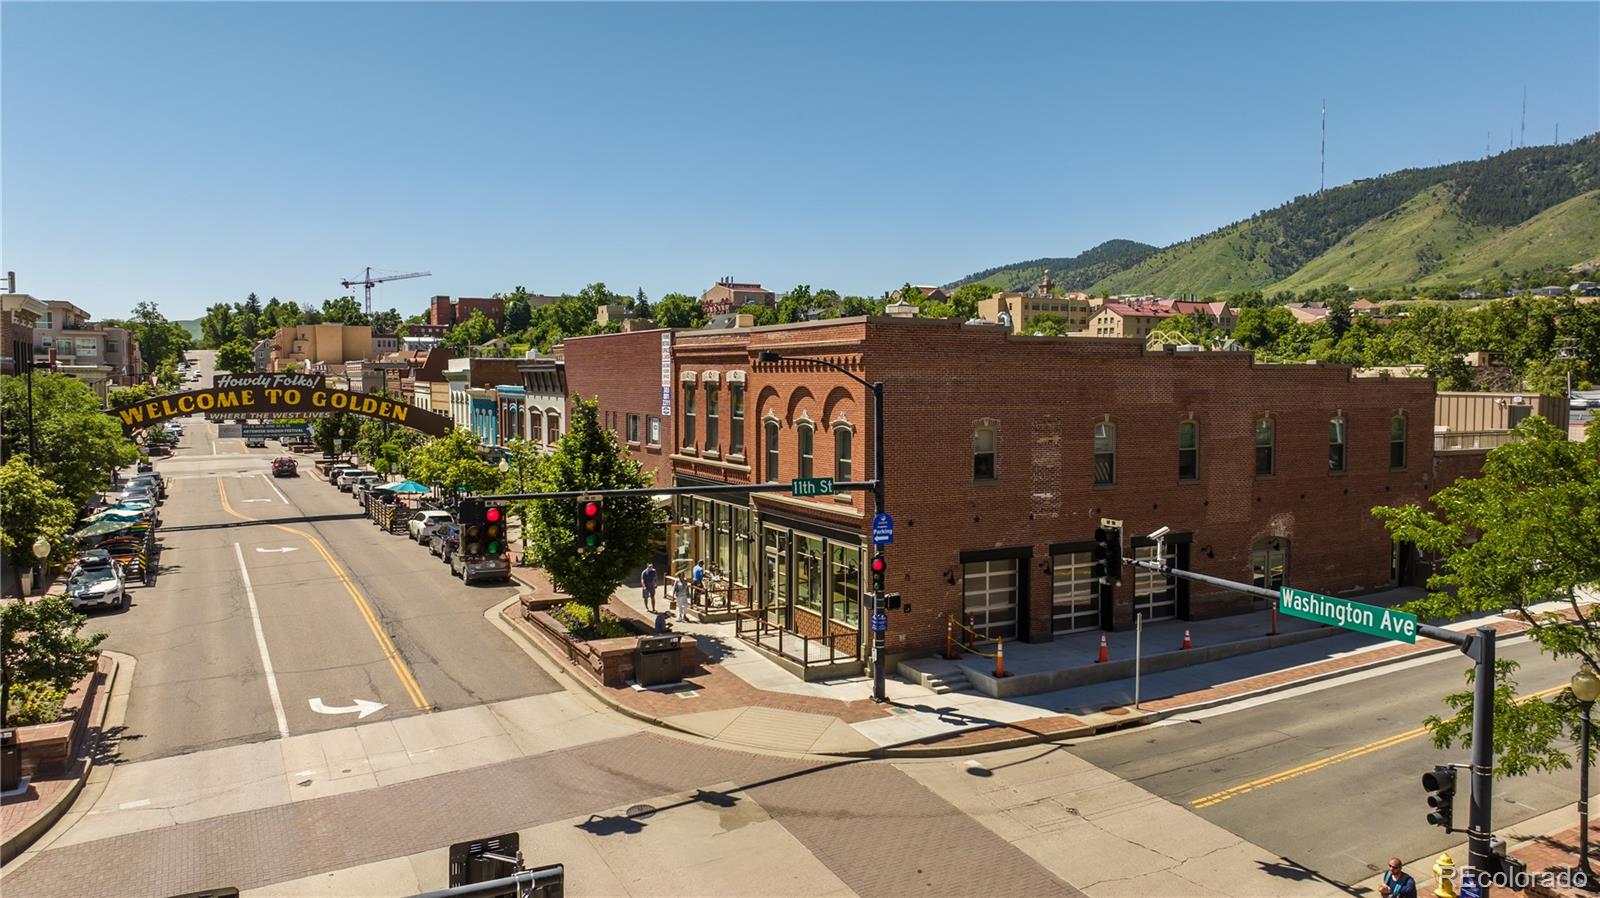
[625,804,657,820]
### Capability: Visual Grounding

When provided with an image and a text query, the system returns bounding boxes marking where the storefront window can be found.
[762,526,790,626]
[795,534,824,614]
[733,507,751,592]
[963,559,1018,639]
[1052,551,1098,633]
[830,544,861,627]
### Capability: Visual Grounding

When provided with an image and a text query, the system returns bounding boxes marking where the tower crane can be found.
[340,267,432,315]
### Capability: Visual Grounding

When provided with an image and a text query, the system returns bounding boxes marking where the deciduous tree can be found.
[654,293,705,329]
[405,429,500,497]
[216,338,256,374]
[1,595,106,728]
[0,374,139,507]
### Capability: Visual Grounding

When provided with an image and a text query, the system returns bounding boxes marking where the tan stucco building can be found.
[267,323,374,372]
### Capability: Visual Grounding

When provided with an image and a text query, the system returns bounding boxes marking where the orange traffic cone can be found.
[1181,628,1193,650]
[1095,633,1109,664]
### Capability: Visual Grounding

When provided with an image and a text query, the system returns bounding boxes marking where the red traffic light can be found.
[486,506,502,523]
[584,501,599,517]
[871,556,886,573]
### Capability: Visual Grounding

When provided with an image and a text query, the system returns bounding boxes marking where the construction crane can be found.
[340,267,432,315]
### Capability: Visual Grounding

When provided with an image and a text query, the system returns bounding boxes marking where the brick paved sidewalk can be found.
[505,564,1552,758]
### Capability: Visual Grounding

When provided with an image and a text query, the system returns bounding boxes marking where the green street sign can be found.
[1279,587,1418,643]
[790,477,834,497]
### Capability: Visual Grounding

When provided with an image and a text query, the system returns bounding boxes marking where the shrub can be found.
[8,681,68,726]
[551,601,631,640]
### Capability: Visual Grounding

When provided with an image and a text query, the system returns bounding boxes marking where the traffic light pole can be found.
[870,379,887,704]
[1127,554,1496,889]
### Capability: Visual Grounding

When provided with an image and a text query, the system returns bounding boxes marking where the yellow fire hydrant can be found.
[1431,852,1458,898]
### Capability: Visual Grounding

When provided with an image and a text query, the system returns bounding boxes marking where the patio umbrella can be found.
[85,508,147,524]
[75,519,135,539]
[375,480,430,494]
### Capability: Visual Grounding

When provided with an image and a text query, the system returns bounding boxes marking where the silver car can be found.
[68,563,128,611]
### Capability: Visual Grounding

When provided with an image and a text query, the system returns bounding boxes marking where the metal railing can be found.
[1434,430,1518,451]
[667,574,753,616]
[734,609,858,667]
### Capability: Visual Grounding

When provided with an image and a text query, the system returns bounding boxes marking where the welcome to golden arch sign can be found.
[107,386,455,437]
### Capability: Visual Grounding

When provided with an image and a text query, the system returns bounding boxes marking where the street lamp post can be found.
[31,536,51,597]
[756,351,889,703]
[1573,666,1600,889]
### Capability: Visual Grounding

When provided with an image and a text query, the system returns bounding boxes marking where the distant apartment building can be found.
[1171,300,1239,334]
[1085,300,1181,338]
[372,333,400,357]
[402,323,449,350]
[1,293,46,376]
[29,300,142,396]
[977,272,1101,334]
[428,295,505,331]
[701,279,776,316]
[252,339,272,373]
[266,323,373,372]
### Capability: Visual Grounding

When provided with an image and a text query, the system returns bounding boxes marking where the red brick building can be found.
[428,295,505,331]
[564,328,677,487]
[566,316,1438,677]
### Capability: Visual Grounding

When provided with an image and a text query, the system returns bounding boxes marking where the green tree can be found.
[948,283,991,321]
[313,412,362,458]
[200,301,239,348]
[504,290,533,334]
[352,393,424,474]
[108,384,155,409]
[237,292,264,341]
[1026,313,1072,336]
[525,397,660,611]
[777,285,814,323]
[735,303,778,326]
[405,429,500,496]
[443,310,498,353]
[216,338,257,374]
[321,295,368,326]
[370,308,403,336]
[654,293,706,328]
[107,301,193,375]
[1373,418,1600,776]
[1,595,107,728]
[1232,306,1295,350]
[0,374,139,507]
[0,457,79,577]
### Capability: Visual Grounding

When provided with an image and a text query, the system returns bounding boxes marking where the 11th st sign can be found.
[1279,587,1418,643]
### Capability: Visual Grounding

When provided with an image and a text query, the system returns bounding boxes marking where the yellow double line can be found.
[217,478,431,711]
[1190,682,1567,810]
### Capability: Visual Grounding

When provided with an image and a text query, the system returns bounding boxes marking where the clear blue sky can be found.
[4,2,1596,321]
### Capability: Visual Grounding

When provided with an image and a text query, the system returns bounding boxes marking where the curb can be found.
[0,653,121,867]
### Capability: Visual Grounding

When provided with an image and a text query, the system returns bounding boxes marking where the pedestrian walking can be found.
[691,559,705,607]
[641,563,658,611]
[674,577,690,622]
[1379,858,1417,898]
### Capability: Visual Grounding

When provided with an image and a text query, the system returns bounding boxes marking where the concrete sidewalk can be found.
[506,567,1583,759]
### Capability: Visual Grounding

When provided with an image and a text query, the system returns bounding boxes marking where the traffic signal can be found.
[1423,765,1456,831]
[870,551,887,593]
[575,497,604,553]
[1093,526,1123,585]
[484,502,507,558]
[459,498,485,556]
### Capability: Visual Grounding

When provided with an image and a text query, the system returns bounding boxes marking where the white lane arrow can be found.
[308,697,386,719]
[241,498,272,503]
[255,547,299,553]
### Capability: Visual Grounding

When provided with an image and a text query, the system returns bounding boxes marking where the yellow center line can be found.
[1190,682,1567,810]
[217,478,431,711]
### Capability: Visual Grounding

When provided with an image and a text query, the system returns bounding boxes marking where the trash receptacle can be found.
[2,728,21,792]
[635,634,684,687]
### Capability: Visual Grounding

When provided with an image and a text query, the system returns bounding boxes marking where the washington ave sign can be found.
[1279,586,1418,644]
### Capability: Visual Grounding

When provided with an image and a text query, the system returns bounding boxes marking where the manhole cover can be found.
[626,804,657,820]
[1100,706,1131,716]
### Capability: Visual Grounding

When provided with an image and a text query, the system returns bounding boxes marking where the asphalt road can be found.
[92,350,560,761]
[1069,636,1581,887]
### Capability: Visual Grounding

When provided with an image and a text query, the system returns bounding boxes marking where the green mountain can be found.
[946,239,1158,292]
[174,318,203,341]
[1069,136,1600,296]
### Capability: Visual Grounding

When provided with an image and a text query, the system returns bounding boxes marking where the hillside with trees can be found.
[946,239,1157,293]
[955,136,1600,297]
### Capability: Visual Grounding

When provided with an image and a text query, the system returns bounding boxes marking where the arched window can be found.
[973,427,997,481]
[1093,421,1116,486]
[546,411,560,445]
[764,420,781,482]
[834,426,853,483]
[1390,414,1407,470]
[797,422,814,479]
[1255,417,1275,476]
[1178,420,1199,481]
[1328,416,1347,473]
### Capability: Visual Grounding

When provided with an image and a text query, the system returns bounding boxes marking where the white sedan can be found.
[408,510,453,542]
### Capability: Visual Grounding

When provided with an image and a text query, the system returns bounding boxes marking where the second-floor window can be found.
[973,427,996,481]
[764,420,780,482]
[835,427,852,483]
[729,386,745,455]
[1255,418,1275,476]
[1328,417,1346,473]
[797,422,814,479]
[647,415,661,446]
[705,385,719,452]
[626,413,640,443]
[1093,422,1116,486]
[1390,415,1407,470]
[682,384,696,449]
[1178,421,1199,481]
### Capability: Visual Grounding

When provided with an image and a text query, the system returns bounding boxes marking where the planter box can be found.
[524,606,697,687]
[14,657,107,777]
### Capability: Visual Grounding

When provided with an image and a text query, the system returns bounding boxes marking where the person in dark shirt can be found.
[1380,857,1418,898]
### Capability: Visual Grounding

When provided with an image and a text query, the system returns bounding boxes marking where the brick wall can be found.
[564,328,676,487]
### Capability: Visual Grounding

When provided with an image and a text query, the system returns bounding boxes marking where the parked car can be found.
[245,437,267,449]
[327,463,357,484]
[67,555,128,611]
[408,510,453,542]
[429,523,459,560]
[451,550,512,584]
[350,474,383,499]
[336,469,375,491]
[271,456,298,477]
[126,474,165,500]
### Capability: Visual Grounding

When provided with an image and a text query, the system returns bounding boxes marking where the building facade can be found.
[1,294,46,376]
[267,324,374,372]
[700,279,776,316]
[979,289,1100,334]
[428,295,504,331]
[566,316,1439,677]
[29,300,142,396]
[564,328,675,486]
[1084,301,1180,338]
[517,358,567,449]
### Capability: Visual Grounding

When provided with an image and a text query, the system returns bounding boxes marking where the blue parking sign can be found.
[872,513,894,545]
